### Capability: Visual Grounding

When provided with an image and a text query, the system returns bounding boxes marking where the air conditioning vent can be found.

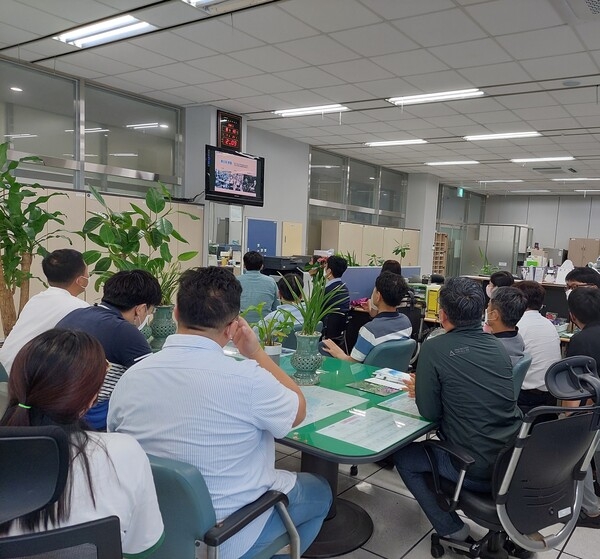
[553,0,600,21]
[532,166,568,175]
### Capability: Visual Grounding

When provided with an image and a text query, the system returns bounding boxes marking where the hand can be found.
[321,338,345,359]
[231,316,262,359]
[403,373,416,399]
[359,300,370,311]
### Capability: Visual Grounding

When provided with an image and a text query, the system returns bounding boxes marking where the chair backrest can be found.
[363,338,417,371]
[512,353,532,396]
[0,426,69,525]
[322,311,348,341]
[148,454,216,559]
[282,321,322,350]
[0,382,8,416]
[0,362,8,383]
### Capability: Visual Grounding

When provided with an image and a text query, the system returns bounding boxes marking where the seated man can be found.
[515,281,561,412]
[57,269,161,430]
[395,278,522,550]
[238,251,279,324]
[108,267,331,559]
[565,266,600,294]
[264,273,304,328]
[485,270,515,299]
[485,286,526,366]
[0,248,89,374]
[322,255,350,341]
[322,271,412,362]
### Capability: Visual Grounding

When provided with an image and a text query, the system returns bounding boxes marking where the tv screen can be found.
[205,145,265,207]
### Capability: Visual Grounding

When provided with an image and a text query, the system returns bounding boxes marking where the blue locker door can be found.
[247,219,277,255]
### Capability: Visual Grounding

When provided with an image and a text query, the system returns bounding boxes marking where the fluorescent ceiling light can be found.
[310,165,340,169]
[511,156,574,163]
[109,153,138,157]
[126,122,159,129]
[479,180,523,183]
[159,124,169,129]
[10,87,22,92]
[3,133,37,139]
[54,15,157,49]
[387,88,484,106]
[551,177,600,181]
[65,127,109,133]
[426,160,479,166]
[273,104,349,117]
[364,139,427,147]
[575,189,600,192]
[465,131,541,141]
[512,189,550,193]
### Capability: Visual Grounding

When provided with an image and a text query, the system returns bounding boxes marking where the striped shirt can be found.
[351,311,412,362]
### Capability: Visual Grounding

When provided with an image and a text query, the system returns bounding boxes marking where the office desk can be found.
[279,356,434,557]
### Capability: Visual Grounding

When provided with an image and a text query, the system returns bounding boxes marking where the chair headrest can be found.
[545,356,600,403]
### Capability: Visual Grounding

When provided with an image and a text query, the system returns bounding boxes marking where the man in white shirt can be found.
[515,281,561,413]
[108,267,331,559]
[0,249,89,374]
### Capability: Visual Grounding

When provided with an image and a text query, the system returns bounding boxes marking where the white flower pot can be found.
[263,343,282,365]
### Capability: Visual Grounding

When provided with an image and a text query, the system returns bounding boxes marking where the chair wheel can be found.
[350,465,358,476]
[431,543,445,558]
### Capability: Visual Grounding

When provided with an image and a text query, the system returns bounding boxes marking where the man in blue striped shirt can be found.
[322,272,412,362]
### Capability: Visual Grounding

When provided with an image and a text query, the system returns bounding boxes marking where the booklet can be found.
[346,367,410,396]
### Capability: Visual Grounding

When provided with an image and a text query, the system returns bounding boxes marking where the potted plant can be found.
[0,142,68,336]
[280,274,343,385]
[80,184,199,349]
[242,302,296,364]
[393,241,410,262]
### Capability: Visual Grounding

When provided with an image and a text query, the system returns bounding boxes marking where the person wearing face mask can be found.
[564,266,600,299]
[57,269,161,430]
[485,270,515,299]
[0,249,90,375]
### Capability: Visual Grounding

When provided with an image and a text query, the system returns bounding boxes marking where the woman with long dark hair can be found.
[0,329,164,555]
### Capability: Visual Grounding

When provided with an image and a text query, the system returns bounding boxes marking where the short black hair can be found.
[177,267,241,330]
[490,270,515,288]
[565,267,600,288]
[515,281,544,310]
[568,287,600,325]
[375,271,408,307]
[381,260,402,275]
[279,273,303,302]
[42,249,86,286]
[439,277,485,327]
[243,251,263,271]
[327,255,348,278]
[489,287,527,328]
[102,270,161,311]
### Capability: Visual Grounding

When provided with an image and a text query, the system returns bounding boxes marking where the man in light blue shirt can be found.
[108,267,331,559]
[264,273,304,329]
[239,251,279,324]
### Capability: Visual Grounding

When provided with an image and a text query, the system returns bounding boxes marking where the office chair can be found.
[0,362,8,383]
[149,454,300,559]
[423,356,600,559]
[321,311,350,353]
[512,353,532,397]
[0,382,8,415]
[0,426,123,559]
[363,338,417,373]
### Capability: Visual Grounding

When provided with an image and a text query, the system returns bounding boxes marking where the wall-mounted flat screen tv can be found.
[205,144,265,207]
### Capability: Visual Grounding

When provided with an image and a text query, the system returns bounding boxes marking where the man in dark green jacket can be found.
[395,277,522,544]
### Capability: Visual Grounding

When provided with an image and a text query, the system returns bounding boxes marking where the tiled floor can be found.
[275,444,595,559]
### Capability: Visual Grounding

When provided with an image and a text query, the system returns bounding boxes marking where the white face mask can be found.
[485,284,494,298]
[138,315,150,330]
[565,289,572,300]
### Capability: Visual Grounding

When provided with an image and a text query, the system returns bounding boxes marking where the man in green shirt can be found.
[395,277,522,546]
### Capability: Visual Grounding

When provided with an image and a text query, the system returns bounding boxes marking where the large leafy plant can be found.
[0,142,67,336]
[80,184,198,304]
[242,302,296,346]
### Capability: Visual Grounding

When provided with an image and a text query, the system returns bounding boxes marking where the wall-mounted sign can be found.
[217,110,242,150]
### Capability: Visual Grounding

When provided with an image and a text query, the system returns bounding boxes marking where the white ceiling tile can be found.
[162,85,224,104]
[93,43,175,69]
[213,99,264,114]
[7,37,79,59]
[334,112,376,124]
[230,46,307,72]
[0,21,37,47]
[273,67,343,88]
[281,0,381,32]
[384,117,444,130]
[497,27,585,60]
[574,20,600,51]
[565,103,600,117]
[233,74,298,94]
[392,8,487,47]
[310,84,372,102]
[527,117,581,130]
[93,75,151,94]
[588,50,600,71]
[1,0,80,35]
[230,5,318,43]
[441,126,490,137]
[20,0,117,22]
[58,51,139,75]
[201,80,261,99]
[131,33,217,61]
[143,89,195,106]
[446,97,507,113]
[317,124,364,135]
[513,106,571,121]
[272,90,333,107]
[278,36,360,65]
[97,0,149,8]
[361,0,455,19]
[187,55,262,79]
[498,92,558,109]
[424,115,477,128]
[371,50,448,76]
[350,121,400,133]
[403,104,458,118]
[330,23,417,57]
[239,94,294,111]
[521,53,598,80]
[174,20,264,53]
[135,2,201,28]
[1,46,50,62]
[151,62,220,85]
[36,59,105,79]
[465,0,563,35]
[356,77,418,98]
[112,69,187,91]
[458,62,533,87]
[404,70,474,92]
[470,111,521,124]
[320,59,394,83]
[428,38,512,68]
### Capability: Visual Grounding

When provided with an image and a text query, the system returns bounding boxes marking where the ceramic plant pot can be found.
[290,332,322,385]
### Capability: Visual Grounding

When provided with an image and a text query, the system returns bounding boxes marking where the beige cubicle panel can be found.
[382,227,401,261]
[361,225,384,266]
[321,220,363,258]
[401,229,421,267]
[281,221,303,256]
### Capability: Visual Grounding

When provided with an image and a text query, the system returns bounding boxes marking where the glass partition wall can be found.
[1,57,182,196]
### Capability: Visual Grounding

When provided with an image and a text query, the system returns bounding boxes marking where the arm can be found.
[321,338,358,362]
[271,280,280,311]
[232,317,306,426]
[414,344,443,422]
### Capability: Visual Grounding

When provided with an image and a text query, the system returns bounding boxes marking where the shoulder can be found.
[86,431,147,463]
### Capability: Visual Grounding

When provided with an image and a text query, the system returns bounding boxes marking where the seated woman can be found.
[0,329,164,557]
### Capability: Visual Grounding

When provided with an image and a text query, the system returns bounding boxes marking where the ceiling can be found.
[4,0,600,196]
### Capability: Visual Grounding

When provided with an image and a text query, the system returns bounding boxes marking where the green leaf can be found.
[88,185,108,208]
[99,223,116,244]
[160,243,173,262]
[83,250,102,264]
[177,251,198,262]
[156,217,174,236]
[146,188,166,213]
[171,230,187,243]
[94,257,113,273]
[130,203,151,222]
[82,215,104,234]
[86,232,106,247]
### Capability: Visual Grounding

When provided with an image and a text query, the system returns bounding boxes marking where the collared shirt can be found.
[0,287,88,374]
[239,270,279,324]
[107,334,298,559]
[351,311,412,362]
[517,310,562,391]
[263,303,304,329]
[494,329,525,367]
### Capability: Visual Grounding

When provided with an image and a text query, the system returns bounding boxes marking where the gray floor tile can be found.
[339,462,382,480]
[365,465,414,499]
[275,442,297,455]
[560,525,600,558]
[329,548,385,559]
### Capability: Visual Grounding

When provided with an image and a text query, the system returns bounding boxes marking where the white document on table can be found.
[378,393,422,418]
[316,407,430,452]
[294,386,368,429]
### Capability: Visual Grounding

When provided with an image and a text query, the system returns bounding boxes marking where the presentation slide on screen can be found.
[214,152,258,198]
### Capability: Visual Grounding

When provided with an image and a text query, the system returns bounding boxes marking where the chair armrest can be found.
[204,490,289,547]
[422,440,475,513]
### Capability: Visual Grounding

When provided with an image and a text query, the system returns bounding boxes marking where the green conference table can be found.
[279,356,435,558]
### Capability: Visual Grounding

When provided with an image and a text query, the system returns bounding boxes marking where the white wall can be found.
[484,195,600,248]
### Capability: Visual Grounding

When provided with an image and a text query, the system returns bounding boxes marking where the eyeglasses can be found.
[564,283,595,292]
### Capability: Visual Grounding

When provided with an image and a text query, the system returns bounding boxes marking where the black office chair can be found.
[321,311,350,353]
[423,356,600,558]
[0,426,123,559]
